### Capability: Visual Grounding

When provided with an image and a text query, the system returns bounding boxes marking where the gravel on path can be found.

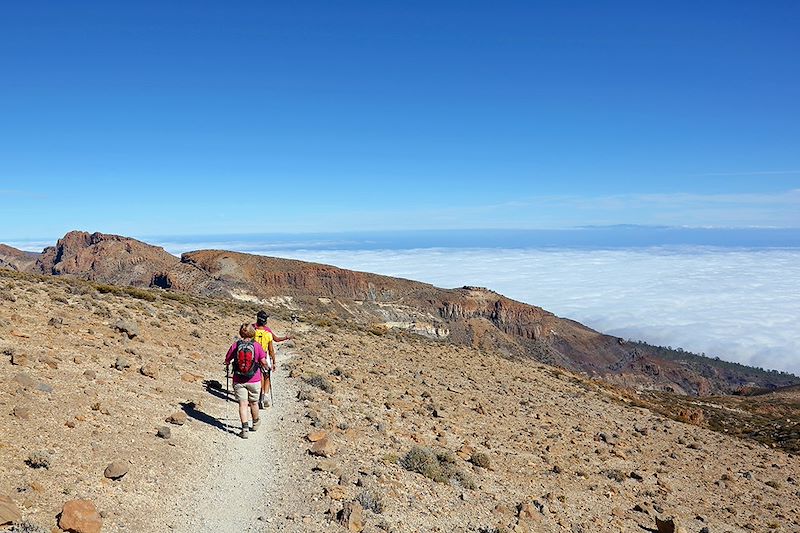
[172,350,329,533]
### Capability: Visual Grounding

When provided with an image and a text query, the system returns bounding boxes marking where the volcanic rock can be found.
[104,461,128,480]
[58,499,103,533]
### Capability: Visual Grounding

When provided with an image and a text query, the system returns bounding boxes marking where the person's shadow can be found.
[204,378,231,402]
[179,379,239,435]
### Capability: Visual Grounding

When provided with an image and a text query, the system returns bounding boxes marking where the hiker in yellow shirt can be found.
[253,310,291,408]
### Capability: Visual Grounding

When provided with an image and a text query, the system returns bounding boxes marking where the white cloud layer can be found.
[253,247,800,376]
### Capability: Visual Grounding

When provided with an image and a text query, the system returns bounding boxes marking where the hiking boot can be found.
[251,418,261,431]
[239,426,249,439]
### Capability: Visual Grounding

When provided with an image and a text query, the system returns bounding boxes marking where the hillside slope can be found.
[1,269,798,532]
[1,230,797,395]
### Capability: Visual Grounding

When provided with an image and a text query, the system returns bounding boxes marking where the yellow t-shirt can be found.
[253,327,274,370]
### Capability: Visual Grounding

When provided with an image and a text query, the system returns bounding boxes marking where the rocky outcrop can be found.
[36,231,181,287]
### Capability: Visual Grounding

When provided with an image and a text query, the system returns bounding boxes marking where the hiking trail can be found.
[170,348,328,532]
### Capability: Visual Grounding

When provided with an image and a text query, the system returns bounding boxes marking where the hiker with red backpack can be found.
[253,310,290,409]
[224,323,271,439]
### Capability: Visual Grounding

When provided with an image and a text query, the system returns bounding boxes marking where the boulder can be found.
[104,461,128,480]
[0,494,22,525]
[59,499,103,533]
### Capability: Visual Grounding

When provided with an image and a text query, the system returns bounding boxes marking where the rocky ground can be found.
[1,269,799,532]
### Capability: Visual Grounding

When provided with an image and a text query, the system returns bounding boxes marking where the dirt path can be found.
[171,348,328,532]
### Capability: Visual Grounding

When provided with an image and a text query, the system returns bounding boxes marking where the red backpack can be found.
[232,340,259,380]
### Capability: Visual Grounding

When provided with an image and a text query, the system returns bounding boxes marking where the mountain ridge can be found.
[1,229,797,396]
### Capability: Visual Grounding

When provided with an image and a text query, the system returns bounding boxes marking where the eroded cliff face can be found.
[2,230,797,396]
[36,231,181,287]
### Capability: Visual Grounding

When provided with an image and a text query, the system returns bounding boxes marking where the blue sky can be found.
[1,1,799,239]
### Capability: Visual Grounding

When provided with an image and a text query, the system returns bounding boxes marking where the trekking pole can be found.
[271,351,276,407]
[270,368,274,407]
[225,363,230,401]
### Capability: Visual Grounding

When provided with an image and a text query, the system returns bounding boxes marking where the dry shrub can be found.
[400,446,474,487]
[8,522,50,533]
[26,451,52,469]
[470,451,491,469]
[304,373,334,394]
[356,489,384,514]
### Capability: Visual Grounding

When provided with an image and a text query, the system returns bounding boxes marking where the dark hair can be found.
[256,310,268,326]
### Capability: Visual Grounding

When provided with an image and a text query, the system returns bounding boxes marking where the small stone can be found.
[114,356,130,371]
[59,499,103,533]
[114,319,139,339]
[310,437,337,457]
[655,516,687,533]
[517,503,538,520]
[83,369,97,380]
[40,355,59,369]
[337,501,364,532]
[0,494,22,525]
[157,426,172,439]
[166,411,187,425]
[140,362,159,379]
[326,486,347,500]
[103,461,128,480]
[596,432,619,446]
[10,353,28,366]
[630,471,644,481]
[13,372,37,389]
[13,405,32,420]
[314,459,340,474]
[37,382,54,393]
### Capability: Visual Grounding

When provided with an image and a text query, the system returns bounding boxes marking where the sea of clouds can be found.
[227,246,799,376]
